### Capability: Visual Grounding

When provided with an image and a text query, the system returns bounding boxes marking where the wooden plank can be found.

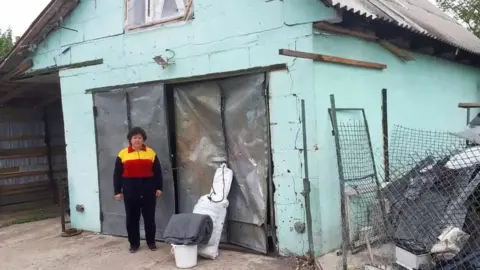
[0,145,66,160]
[379,40,415,61]
[0,189,53,206]
[313,22,378,41]
[313,22,414,61]
[13,59,104,81]
[0,135,44,141]
[0,59,34,83]
[0,169,67,180]
[1,184,51,196]
[459,102,480,108]
[279,49,387,70]
[0,198,55,213]
[0,179,67,193]
[0,167,20,174]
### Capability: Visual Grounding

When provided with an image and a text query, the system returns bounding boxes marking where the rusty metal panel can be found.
[174,82,228,214]
[173,73,269,253]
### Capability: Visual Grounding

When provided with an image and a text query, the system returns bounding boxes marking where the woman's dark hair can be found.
[127,126,147,141]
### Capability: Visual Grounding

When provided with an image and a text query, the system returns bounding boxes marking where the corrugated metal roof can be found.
[328,0,480,55]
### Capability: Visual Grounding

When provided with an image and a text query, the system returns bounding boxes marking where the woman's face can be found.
[130,134,144,149]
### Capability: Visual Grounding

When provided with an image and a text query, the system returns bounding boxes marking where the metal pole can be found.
[301,99,315,261]
[329,94,349,270]
[362,109,388,243]
[381,88,389,182]
[58,177,66,233]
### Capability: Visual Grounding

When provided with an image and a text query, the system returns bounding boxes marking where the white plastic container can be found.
[171,244,198,269]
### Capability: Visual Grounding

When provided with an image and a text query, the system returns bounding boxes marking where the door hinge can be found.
[100,211,104,222]
[93,106,98,117]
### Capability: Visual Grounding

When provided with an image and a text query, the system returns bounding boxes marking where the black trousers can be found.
[124,195,157,247]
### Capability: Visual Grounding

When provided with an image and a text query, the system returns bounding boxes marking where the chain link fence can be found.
[325,107,480,269]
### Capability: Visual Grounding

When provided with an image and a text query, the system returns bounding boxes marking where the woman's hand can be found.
[155,190,162,198]
[114,193,123,201]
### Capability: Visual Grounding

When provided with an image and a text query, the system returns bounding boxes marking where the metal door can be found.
[94,84,175,239]
[222,74,269,253]
[173,73,269,253]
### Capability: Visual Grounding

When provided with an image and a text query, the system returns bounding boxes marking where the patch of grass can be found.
[13,213,55,224]
[0,210,58,229]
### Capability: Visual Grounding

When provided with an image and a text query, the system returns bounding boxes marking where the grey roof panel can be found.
[329,0,480,54]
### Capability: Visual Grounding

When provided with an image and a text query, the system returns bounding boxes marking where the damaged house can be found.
[1,0,480,258]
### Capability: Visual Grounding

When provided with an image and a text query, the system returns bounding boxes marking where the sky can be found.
[0,0,50,37]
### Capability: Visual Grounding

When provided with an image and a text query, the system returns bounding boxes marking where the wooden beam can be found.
[0,135,44,142]
[313,22,378,41]
[313,22,414,61]
[9,59,33,78]
[0,167,20,174]
[458,102,480,108]
[0,179,67,194]
[0,169,67,180]
[279,49,387,70]
[0,59,33,83]
[13,59,104,81]
[379,40,415,61]
[0,145,66,160]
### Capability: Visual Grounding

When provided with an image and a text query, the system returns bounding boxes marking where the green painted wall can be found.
[310,33,480,253]
[27,0,480,256]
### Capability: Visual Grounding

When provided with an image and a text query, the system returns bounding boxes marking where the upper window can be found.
[125,0,193,31]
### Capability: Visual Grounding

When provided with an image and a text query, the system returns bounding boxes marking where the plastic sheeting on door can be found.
[94,83,176,239]
[174,73,269,253]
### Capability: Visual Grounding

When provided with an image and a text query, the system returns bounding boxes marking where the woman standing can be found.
[113,126,163,253]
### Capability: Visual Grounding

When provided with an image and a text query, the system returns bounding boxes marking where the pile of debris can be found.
[378,123,480,269]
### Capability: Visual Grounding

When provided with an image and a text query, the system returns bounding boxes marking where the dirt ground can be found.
[0,218,296,270]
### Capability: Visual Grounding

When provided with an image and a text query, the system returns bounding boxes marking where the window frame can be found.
[125,0,193,31]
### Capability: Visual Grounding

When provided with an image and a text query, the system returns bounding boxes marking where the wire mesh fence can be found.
[327,111,480,269]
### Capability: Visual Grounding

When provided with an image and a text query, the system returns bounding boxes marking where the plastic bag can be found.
[192,195,229,259]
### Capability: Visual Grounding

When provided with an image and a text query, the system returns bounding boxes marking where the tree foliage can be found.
[437,0,480,37]
[0,28,13,58]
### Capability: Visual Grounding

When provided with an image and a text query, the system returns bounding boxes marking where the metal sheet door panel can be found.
[94,84,175,239]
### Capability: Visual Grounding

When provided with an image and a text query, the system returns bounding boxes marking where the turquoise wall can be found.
[27,0,480,256]
[311,33,480,253]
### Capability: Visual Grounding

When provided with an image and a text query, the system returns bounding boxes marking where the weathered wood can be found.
[0,179,67,193]
[0,135,44,141]
[279,49,387,70]
[313,22,378,41]
[0,59,34,83]
[313,22,414,61]
[379,40,415,61]
[0,169,67,180]
[459,102,480,108]
[0,198,54,213]
[0,189,53,206]
[12,59,104,80]
[0,167,20,174]
[0,145,66,160]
